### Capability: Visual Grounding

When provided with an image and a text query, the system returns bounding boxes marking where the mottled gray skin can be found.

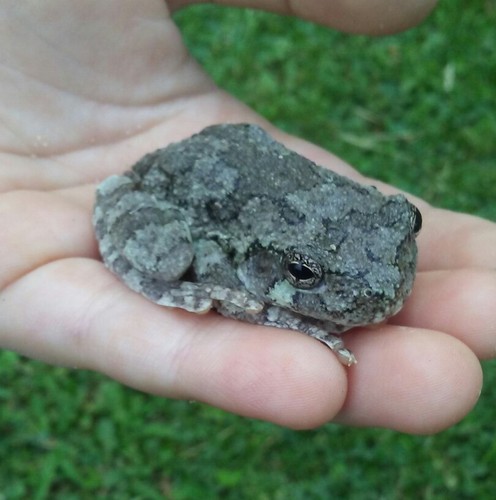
[93,124,421,366]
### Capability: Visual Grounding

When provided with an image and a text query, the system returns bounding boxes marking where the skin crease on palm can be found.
[0,0,495,433]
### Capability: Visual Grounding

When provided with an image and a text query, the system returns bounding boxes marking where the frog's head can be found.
[237,194,421,329]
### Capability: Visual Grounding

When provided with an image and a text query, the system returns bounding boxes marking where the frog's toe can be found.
[312,332,357,366]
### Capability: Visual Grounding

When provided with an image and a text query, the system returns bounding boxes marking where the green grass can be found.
[2,1,496,497]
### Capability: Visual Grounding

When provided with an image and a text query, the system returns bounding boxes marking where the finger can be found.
[392,269,496,359]
[0,187,98,290]
[0,257,348,429]
[416,207,496,270]
[0,256,482,432]
[336,326,482,434]
[172,0,438,35]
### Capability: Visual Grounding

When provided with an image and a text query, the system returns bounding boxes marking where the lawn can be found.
[1,1,495,498]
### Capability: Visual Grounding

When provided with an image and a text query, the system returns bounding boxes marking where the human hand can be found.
[1,0,494,433]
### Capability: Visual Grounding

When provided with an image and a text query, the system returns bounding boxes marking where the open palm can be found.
[1,0,494,432]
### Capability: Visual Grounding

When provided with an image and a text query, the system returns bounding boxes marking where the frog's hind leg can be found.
[94,177,264,314]
[94,174,209,310]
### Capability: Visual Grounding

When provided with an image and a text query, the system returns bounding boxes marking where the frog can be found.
[93,123,421,366]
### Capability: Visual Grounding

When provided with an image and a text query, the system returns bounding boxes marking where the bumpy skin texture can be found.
[93,124,420,365]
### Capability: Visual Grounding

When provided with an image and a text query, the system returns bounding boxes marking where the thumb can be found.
[171,0,438,35]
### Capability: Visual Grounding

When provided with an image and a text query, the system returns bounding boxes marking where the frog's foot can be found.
[310,332,357,367]
[129,276,263,314]
[208,287,264,313]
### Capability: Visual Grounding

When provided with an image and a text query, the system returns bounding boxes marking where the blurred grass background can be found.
[1,0,495,498]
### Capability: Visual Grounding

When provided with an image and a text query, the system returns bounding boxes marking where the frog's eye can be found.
[410,204,422,235]
[284,252,323,289]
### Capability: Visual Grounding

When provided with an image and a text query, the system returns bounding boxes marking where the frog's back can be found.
[132,124,363,211]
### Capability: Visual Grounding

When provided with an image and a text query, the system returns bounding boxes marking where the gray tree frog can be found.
[93,124,421,366]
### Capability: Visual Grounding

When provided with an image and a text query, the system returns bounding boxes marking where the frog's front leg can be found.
[217,304,356,366]
[266,308,357,366]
